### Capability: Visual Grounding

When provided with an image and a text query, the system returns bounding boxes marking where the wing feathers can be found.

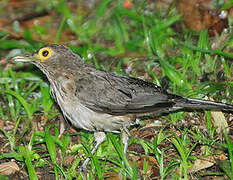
[75,70,176,115]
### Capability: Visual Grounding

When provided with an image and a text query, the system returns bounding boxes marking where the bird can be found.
[13,44,233,171]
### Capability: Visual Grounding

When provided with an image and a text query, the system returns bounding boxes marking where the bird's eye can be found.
[42,50,49,57]
[38,47,52,61]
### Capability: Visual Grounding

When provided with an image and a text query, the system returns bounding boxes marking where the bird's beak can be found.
[12,55,33,63]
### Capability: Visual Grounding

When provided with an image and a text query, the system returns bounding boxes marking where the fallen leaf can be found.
[104,172,121,180]
[177,0,228,35]
[188,158,215,173]
[211,111,229,134]
[0,161,20,176]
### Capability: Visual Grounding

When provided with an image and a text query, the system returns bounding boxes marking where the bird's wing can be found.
[75,69,181,115]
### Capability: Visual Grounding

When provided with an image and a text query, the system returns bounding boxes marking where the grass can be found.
[0,0,233,179]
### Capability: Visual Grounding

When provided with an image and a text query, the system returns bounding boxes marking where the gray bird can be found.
[13,44,233,170]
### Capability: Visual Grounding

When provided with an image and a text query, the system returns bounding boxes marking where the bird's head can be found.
[13,44,83,71]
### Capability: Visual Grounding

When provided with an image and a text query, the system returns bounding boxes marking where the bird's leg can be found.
[79,131,106,172]
[59,116,66,138]
[122,127,130,156]
[119,127,131,177]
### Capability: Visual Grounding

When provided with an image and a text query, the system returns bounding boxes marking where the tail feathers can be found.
[174,98,233,112]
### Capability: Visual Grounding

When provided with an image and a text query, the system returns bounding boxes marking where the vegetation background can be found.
[0,0,233,179]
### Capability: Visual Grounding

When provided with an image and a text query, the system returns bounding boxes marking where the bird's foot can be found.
[78,132,106,173]
[78,157,90,173]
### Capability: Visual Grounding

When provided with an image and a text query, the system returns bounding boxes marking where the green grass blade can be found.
[225,131,233,173]
[45,126,59,180]
[216,160,233,179]
[18,146,38,180]
[108,133,133,177]
[0,89,34,120]
[55,16,67,44]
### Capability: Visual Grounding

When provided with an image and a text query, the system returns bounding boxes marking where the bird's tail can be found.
[174,98,233,112]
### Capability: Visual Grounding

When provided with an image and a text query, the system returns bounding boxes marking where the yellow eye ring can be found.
[38,47,52,61]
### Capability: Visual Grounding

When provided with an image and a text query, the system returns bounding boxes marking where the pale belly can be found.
[60,100,133,132]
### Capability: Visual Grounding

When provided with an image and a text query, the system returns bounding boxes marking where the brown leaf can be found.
[177,0,228,35]
[63,155,76,166]
[104,172,121,180]
[188,158,215,173]
[8,0,34,9]
[211,111,229,134]
[0,161,20,176]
